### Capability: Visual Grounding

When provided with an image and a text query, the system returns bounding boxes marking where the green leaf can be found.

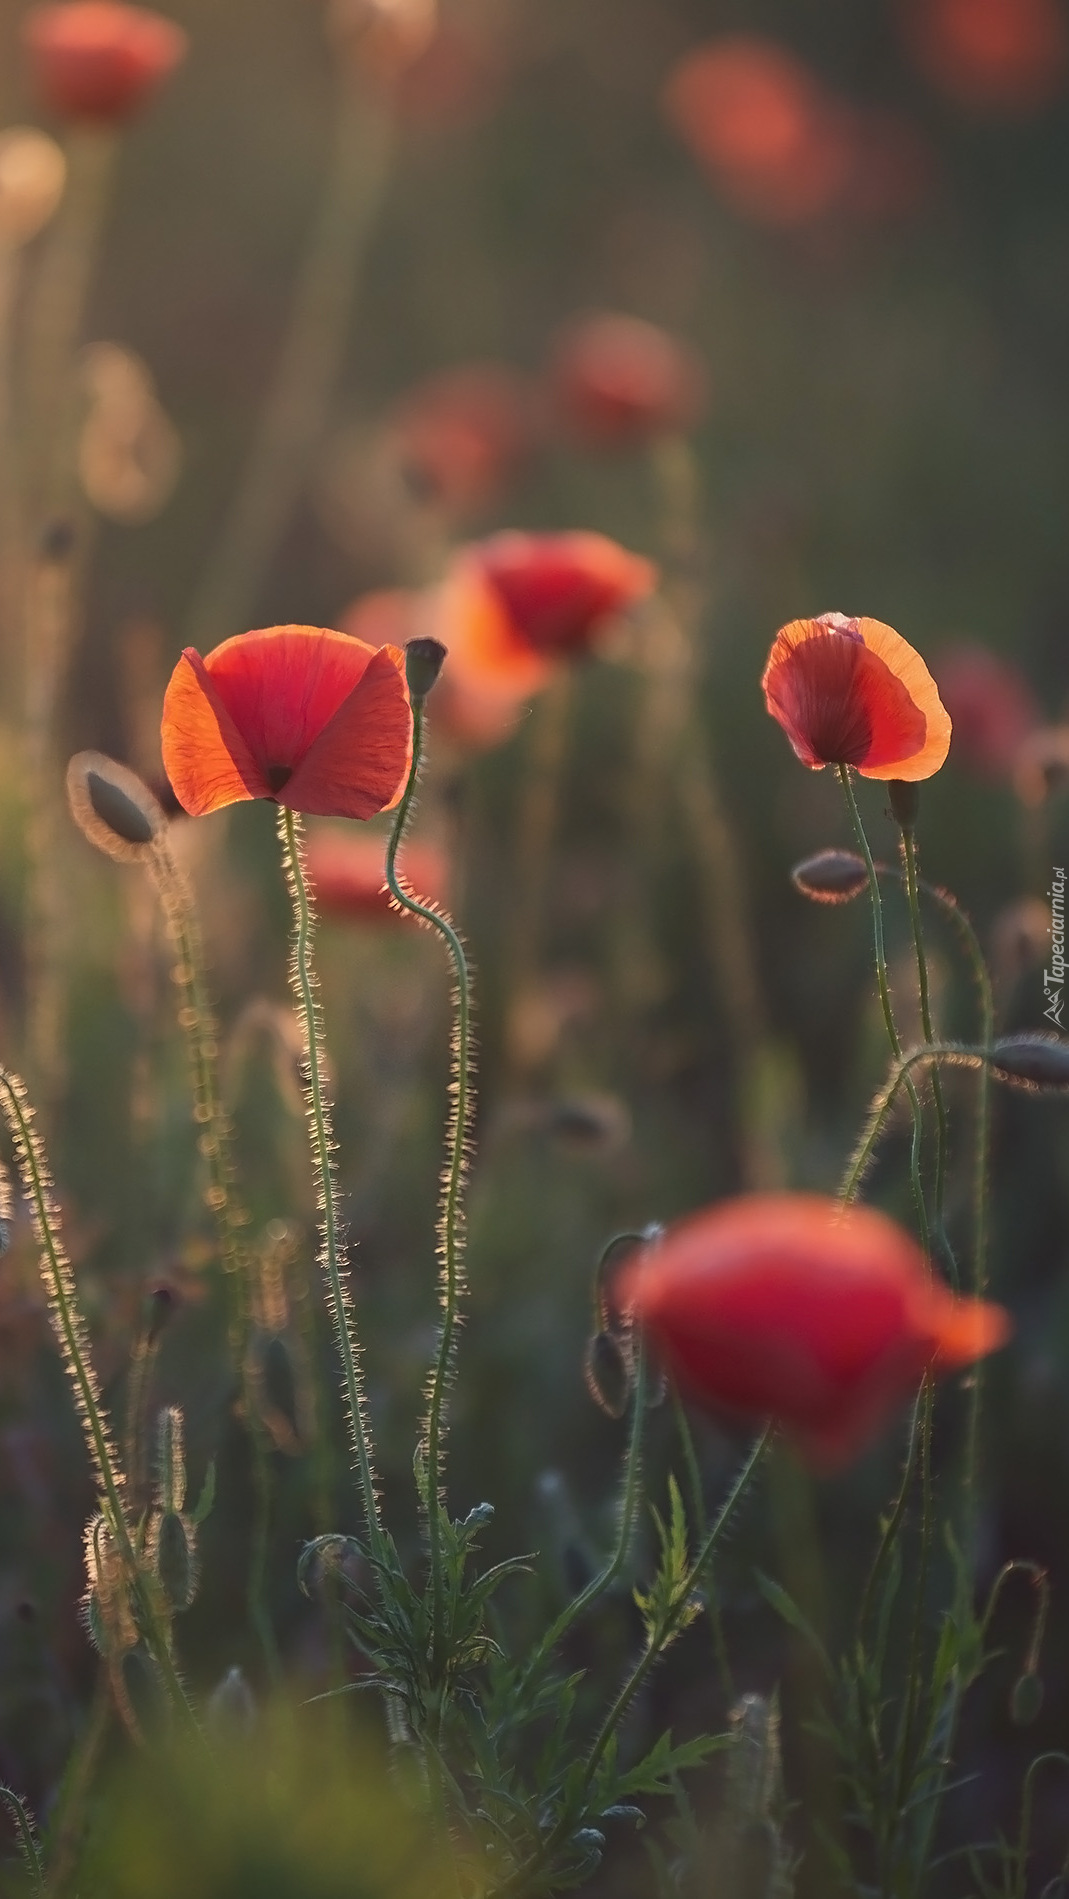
[189,1458,216,1526]
[755,1572,834,1679]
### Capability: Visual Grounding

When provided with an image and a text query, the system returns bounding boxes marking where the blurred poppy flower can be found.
[836,107,935,225]
[23,3,187,123]
[434,530,657,699]
[902,0,1069,112]
[161,625,411,821]
[341,590,523,752]
[0,128,66,250]
[548,311,707,450]
[762,612,952,780]
[663,36,854,227]
[619,1194,1010,1467]
[935,644,1039,778]
[306,826,448,920]
[1013,725,1069,807]
[396,19,506,130]
[385,362,533,514]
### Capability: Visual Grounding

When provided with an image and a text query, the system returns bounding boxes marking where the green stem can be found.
[0,1069,198,1733]
[151,838,280,1680]
[384,699,474,1666]
[900,830,954,1279]
[670,1391,734,1702]
[278,806,384,1561]
[838,768,930,1255]
[515,1342,649,1700]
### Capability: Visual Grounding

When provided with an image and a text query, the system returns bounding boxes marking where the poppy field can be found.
[1,1,1069,1894]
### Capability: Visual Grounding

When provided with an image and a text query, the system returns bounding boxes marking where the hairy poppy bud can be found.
[1010,1671,1044,1725]
[988,1034,1069,1090]
[888,778,920,830]
[153,1508,197,1611]
[404,635,447,702]
[584,1329,633,1418]
[0,127,66,249]
[791,849,868,904]
[67,750,167,862]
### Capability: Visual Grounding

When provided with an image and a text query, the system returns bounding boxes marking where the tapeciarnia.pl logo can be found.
[1044,866,1066,1028]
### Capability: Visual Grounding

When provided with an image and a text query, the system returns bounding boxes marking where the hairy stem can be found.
[278,806,383,1559]
[384,699,475,1665]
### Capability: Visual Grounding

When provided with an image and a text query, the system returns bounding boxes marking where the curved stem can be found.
[384,700,474,1664]
[0,1068,197,1733]
[184,84,393,648]
[278,806,384,1561]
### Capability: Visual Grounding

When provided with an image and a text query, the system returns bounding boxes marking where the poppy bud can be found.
[404,635,447,702]
[988,1034,1069,1090]
[1010,1671,1044,1725]
[67,750,167,862]
[888,778,920,831]
[153,1508,197,1611]
[584,1329,633,1419]
[0,128,66,249]
[143,1284,177,1344]
[119,1644,167,1737]
[791,849,869,904]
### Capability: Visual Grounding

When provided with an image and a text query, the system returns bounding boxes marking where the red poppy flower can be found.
[305,826,447,922]
[161,625,412,821]
[619,1194,1010,1468]
[762,612,952,780]
[433,531,657,698]
[23,3,187,123]
[663,36,854,228]
[385,362,533,514]
[902,0,1069,112]
[549,312,708,450]
[935,644,1039,779]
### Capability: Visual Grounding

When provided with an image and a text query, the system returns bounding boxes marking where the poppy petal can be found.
[432,560,552,698]
[761,615,951,780]
[855,617,953,778]
[161,649,270,816]
[284,644,413,819]
[200,626,381,784]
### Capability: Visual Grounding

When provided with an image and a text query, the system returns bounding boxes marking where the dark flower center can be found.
[266,764,293,794]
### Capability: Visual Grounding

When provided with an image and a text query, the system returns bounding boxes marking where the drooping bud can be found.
[404,635,448,702]
[0,127,66,249]
[584,1329,633,1419]
[1010,1670,1044,1725]
[988,1034,1069,1091]
[67,750,167,863]
[791,849,868,904]
[152,1508,197,1611]
[887,778,920,831]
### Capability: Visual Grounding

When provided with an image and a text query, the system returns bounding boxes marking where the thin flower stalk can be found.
[278,804,384,1560]
[837,765,930,1255]
[0,1066,196,1731]
[384,697,475,1652]
[502,670,573,1081]
[184,83,394,649]
[899,826,954,1278]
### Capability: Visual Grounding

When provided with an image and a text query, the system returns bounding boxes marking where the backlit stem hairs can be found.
[278,804,384,1561]
[385,695,475,1662]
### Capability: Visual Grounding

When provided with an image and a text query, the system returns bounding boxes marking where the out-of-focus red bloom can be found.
[663,36,854,227]
[306,826,447,921]
[762,612,952,781]
[433,531,657,698]
[837,108,935,224]
[935,644,1040,778]
[161,625,412,821]
[548,312,707,450]
[620,1194,1010,1467]
[325,0,436,85]
[396,20,505,129]
[386,363,533,514]
[341,590,523,752]
[902,0,1069,112]
[23,3,187,123]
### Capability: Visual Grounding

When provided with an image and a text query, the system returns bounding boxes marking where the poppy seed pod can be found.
[888,779,920,831]
[67,750,167,862]
[791,849,869,904]
[0,128,66,249]
[23,3,188,124]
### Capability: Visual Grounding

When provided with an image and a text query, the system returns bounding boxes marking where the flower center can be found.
[266,764,293,794]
